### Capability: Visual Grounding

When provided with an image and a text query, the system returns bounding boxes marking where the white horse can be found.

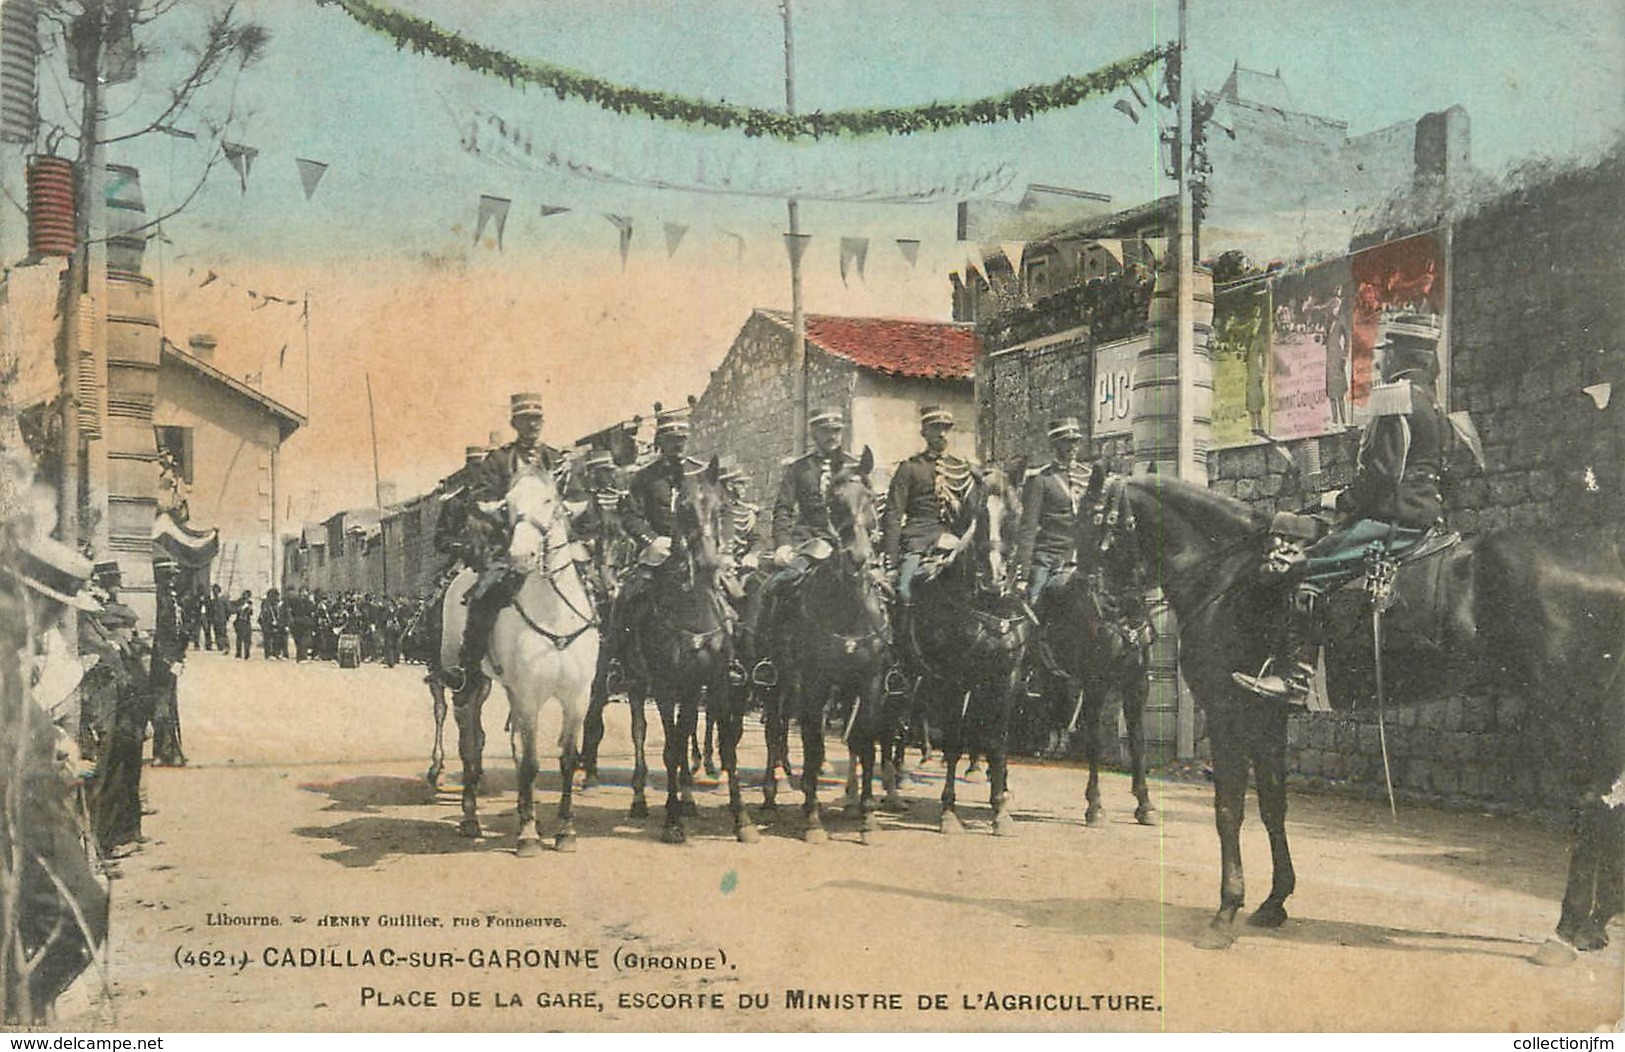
[450,471,600,856]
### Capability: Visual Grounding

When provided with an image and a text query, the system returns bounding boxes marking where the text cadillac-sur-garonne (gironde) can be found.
[190,910,1159,1014]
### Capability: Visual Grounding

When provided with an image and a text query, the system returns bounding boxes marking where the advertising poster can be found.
[1210,285,1271,448]
[1,0,1620,1045]
[1267,260,1353,440]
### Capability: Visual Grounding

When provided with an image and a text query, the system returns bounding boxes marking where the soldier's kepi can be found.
[1232,313,1451,705]
[447,391,575,692]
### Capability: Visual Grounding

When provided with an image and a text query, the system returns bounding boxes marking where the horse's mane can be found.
[1125,475,1267,546]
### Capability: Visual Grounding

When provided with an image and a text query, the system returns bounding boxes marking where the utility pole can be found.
[781,0,807,453]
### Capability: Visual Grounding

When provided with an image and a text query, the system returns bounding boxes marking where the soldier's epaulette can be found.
[779,454,802,466]
[1023,465,1044,480]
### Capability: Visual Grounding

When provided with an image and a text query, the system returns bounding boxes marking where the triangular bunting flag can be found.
[539,204,570,218]
[839,237,869,286]
[1114,98,1141,124]
[1095,239,1125,265]
[295,158,329,200]
[222,142,257,194]
[663,222,688,258]
[475,195,512,249]
[605,214,633,268]
[783,232,812,268]
[896,238,921,268]
[1000,241,1026,273]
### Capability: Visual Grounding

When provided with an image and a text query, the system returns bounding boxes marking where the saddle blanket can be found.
[439,568,477,670]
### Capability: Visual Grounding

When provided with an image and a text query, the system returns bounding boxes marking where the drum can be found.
[338,633,362,669]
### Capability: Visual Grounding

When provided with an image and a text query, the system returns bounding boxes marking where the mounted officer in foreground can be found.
[883,404,974,657]
[1232,313,1450,704]
[444,391,577,691]
[1014,415,1090,604]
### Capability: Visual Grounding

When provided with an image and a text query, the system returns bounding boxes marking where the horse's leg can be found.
[853,667,887,843]
[628,684,650,819]
[990,672,1019,838]
[878,678,906,813]
[717,661,759,844]
[936,680,965,835]
[555,689,584,853]
[1080,680,1104,827]
[1247,706,1295,930]
[452,679,489,838]
[508,687,544,859]
[426,679,447,788]
[798,671,829,844]
[759,679,782,812]
[580,647,611,789]
[657,690,689,844]
[679,685,700,818]
[1122,650,1158,825]
[703,705,720,779]
[1197,707,1250,950]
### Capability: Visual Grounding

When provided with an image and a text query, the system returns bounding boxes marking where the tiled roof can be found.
[761,310,980,380]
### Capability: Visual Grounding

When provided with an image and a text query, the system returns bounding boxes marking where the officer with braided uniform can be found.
[448,392,578,690]
[1014,416,1090,603]
[1233,313,1450,705]
[614,407,710,644]
[883,405,973,652]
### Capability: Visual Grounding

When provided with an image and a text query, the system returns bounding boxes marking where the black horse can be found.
[621,459,757,845]
[1031,479,1157,827]
[1078,473,1624,957]
[906,467,1031,836]
[761,449,896,842]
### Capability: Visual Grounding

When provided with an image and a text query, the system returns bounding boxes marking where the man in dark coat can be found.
[233,590,254,659]
[79,561,149,857]
[206,583,228,651]
[1234,313,1451,704]
[449,392,578,689]
[1014,416,1090,603]
[150,557,188,766]
[882,404,973,605]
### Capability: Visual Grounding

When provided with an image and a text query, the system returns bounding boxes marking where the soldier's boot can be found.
[449,573,515,690]
[1232,585,1321,705]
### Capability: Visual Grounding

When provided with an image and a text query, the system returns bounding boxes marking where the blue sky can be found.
[62,0,1625,518]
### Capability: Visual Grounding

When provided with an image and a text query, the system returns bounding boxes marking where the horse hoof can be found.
[1195,924,1236,951]
[1085,809,1105,827]
[736,825,761,845]
[859,826,881,846]
[704,763,720,779]
[457,818,482,839]
[1135,807,1160,827]
[992,815,1018,838]
[629,799,650,820]
[554,833,577,853]
[515,838,543,859]
[1556,921,1610,953]
[759,798,778,813]
[661,824,687,845]
[940,812,963,836]
[804,826,828,845]
[1247,903,1288,929]
[1531,938,1580,967]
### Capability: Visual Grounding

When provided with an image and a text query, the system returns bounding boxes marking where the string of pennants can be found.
[462,194,1167,284]
[220,141,331,200]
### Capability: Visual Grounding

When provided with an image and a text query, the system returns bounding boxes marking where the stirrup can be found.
[1230,661,1311,706]
[751,659,778,687]
[442,666,468,693]
[883,667,915,698]
[728,660,748,687]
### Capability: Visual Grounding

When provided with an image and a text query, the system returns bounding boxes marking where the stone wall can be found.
[1209,149,1625,811]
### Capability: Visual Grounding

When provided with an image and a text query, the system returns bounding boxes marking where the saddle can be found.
[1322,528,1467,656]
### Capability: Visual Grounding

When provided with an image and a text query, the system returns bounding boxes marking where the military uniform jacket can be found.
[152,588,187,671]
[1016,460,1090,569]
[882,450,974,564]
[1340,377,1449,530]
[727,499,761,560]
[772,449,862,549]
[464,441,577,506]
[622,456,705,546]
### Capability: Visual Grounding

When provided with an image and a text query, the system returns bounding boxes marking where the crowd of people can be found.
[176,584,434,667]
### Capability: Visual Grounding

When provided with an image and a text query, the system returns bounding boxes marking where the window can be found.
[154,425,194,484]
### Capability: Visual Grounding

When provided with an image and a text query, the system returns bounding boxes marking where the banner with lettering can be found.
[1268,259,1352,440]
[1211,284,1271,448]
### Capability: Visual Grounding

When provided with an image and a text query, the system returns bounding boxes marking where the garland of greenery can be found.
[322,0,1174,141]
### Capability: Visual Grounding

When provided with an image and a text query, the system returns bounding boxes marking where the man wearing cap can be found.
[614,407,711,632]
[432,444,493,570]
[448,392,579,690]
[883,405,972,606]
[149,556,188,766]
[232,590,254,659]
[1015,416,1090,603]
[1233,314,1450,704]
[79,561,149,857]
[571,447,633,612]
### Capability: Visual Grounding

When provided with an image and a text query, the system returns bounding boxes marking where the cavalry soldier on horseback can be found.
[614,406,711,638]
[750,407,861,676]
[1015,416,1090,603]
[445,392,578,691]
[431,444,493,570]
[1233,313,1450,704]
[883,404,973,649]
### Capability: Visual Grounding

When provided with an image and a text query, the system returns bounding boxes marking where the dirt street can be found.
[55,651,1623,1032]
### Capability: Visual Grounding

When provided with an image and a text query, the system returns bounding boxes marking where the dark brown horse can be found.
[1031,476,1157,826]
[760,449,896,842]
[906,467,1031,836]
[1079,473,1625,957]
[621,459,757,845]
